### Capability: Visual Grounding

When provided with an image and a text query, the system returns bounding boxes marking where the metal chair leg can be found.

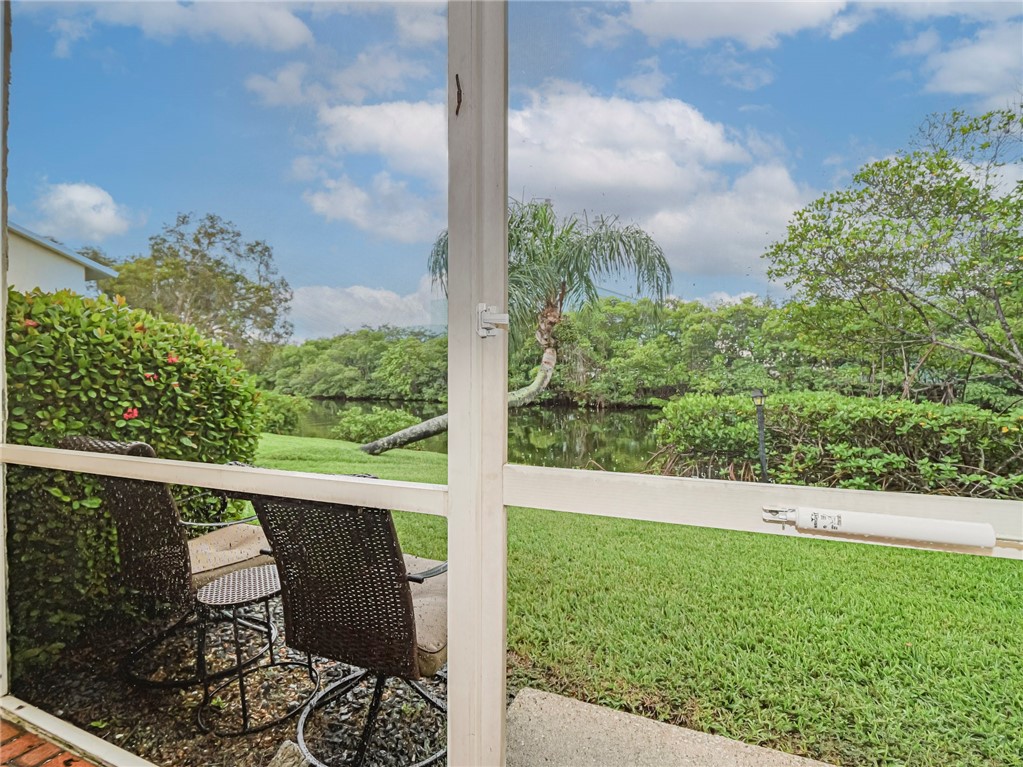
[406,677,447,767]
[198,604,210,705]
[231,606,251,732]
[196,600,317,737]
[315,669,371,709]
[121,605,277,689]
[407,679,447,713]
[121,609,198,688]
[296,672,447,767]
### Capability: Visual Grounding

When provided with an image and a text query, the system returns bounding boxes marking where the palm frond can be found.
[424,199,672,350]
[427,230,449,297]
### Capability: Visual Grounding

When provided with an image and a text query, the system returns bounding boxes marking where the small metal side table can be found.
[195,564,318,736]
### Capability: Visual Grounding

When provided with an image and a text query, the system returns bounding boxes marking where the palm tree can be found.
[360,200,672,454]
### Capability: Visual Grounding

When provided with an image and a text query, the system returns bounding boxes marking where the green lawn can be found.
[256,433,1023,767]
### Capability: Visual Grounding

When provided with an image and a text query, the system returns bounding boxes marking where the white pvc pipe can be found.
[769,507,997,548]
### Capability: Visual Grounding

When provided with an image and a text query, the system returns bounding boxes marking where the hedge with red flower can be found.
[5,287,266,675]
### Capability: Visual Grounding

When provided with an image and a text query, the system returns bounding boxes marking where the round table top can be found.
[197,563,280,607]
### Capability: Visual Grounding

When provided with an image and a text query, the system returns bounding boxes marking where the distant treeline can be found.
[259,296,1020,410]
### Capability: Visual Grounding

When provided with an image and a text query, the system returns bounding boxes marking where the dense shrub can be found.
[257,389,311,434]
[331,406,420,445]
[653,391,1023,498]
[5,289,264,675]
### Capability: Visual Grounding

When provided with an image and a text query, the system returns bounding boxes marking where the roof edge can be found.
[8,221,119,280]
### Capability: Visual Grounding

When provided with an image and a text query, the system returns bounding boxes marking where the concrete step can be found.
[506,689,835,767]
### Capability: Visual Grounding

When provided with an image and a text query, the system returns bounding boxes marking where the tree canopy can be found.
[99,213,293,370]
[766,105,1023,395]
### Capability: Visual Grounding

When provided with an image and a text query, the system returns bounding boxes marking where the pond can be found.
[297,399,665,473]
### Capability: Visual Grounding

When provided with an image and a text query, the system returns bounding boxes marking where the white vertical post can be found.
[446,1,508,765]
[0,0,10,697]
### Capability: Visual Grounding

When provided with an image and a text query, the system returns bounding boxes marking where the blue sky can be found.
[8,1,1022,340]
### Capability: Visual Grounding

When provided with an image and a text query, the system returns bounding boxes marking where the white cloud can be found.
[304,2,445,49]
[701,44,774,91]
[290,274,439,339]
[994,162,1023,197]
[508,80,750,221]
[895,28,941,57]
[247,48,431,108]
[32,182,135,242]
[246,62,322,107]
[316,101,447,184]
[508,82,809,278]
[582,2,849,49]
[826,8,871,41]
[90,2,313,52]
[640,164,811,276]
[299,80,808,281]
[289,155,326,183]
[303,172,442,244]
[696,290,758,307]
[50,16,93,58]
[330,47,431,103]
[916,22,1023,109]
[879,2,1022,25]
[575,6,633,48]
[616,57,670,99]
[393,3,446,47]
[742,127,789,162]
[253,76,447,244]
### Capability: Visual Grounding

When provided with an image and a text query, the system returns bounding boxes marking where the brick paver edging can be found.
[1,716,99,767]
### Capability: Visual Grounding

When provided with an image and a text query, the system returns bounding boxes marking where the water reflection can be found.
[297,400,661,473]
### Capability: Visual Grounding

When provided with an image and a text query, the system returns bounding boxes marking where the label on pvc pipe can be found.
[784,507,997,548]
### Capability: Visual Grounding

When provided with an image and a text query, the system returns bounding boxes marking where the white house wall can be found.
[8,231,92,294]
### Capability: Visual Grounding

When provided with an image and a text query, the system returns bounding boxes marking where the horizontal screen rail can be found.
[504,464,1022,560]
[0,444,448,517]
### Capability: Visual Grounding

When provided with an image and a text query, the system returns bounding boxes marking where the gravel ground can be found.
[15,598,448,767]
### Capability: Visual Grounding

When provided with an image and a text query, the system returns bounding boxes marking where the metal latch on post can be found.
[476,303,509,338]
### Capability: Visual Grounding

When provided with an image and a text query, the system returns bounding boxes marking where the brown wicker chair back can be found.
[57,436,192,609]
[252,498,421,679]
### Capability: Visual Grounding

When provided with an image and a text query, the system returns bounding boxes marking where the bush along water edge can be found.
[653,391,1023,498]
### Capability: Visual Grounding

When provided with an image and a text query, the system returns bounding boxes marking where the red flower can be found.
[23,319,39,328]
[144,372,158,380]
[167,354,179,364]
[123,407,139,420]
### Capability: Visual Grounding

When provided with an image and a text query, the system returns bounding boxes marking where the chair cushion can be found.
[189,523,274,589]
[404,554,448,677]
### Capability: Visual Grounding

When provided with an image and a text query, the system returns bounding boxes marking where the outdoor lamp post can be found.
[751,388,769,483]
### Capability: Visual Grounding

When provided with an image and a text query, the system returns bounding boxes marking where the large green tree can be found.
[99,213,292,370]
[766,106,1023,395]
[360,200,672,453]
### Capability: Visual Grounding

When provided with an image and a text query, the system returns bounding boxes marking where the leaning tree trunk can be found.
[359,347,557,455]
[359,413,451,455]
[508,346,556,408]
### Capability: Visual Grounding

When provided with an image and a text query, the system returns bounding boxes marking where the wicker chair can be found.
[57,437,276,688]
[251,496,448,767]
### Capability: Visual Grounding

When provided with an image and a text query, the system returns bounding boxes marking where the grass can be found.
[256,433,1023,767]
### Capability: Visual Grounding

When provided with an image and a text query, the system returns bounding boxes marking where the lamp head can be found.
[750,388,766,407]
